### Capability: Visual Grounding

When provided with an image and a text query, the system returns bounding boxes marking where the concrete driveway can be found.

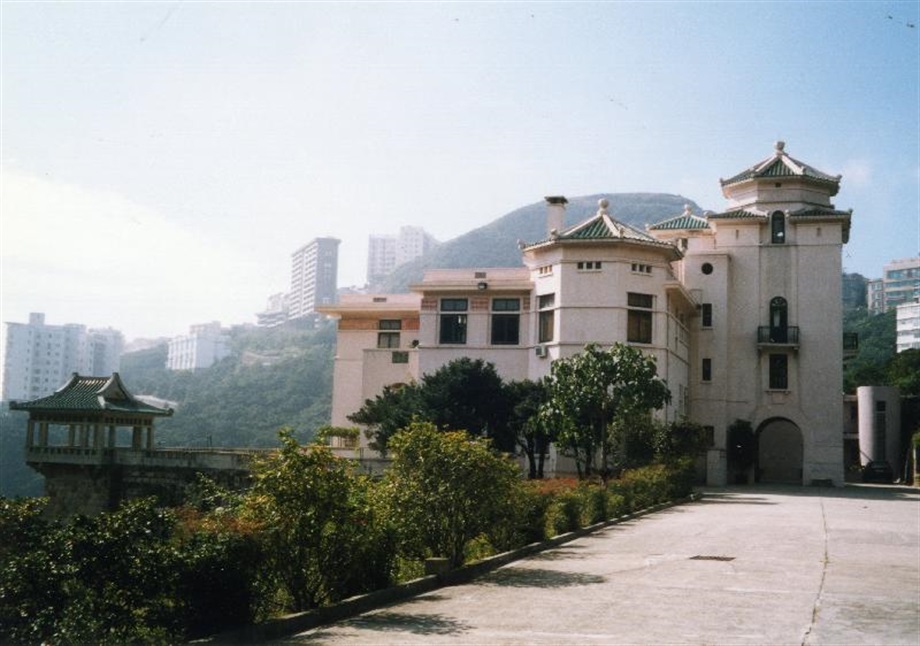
[277,486,920,645]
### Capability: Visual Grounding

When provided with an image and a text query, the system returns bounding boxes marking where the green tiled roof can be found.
[721,142,840,189]
[10,373,173,416]
[706,209,764,220]
[649,206,711,231]
[789,207,852,218]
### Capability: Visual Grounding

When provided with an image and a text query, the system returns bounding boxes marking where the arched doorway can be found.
[757,418,802,484]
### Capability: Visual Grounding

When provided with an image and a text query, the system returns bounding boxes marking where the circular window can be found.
[701,263,714,275]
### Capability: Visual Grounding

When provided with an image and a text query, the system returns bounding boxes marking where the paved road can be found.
[278,486,920,645]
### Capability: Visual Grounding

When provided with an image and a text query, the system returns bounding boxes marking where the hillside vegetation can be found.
[118,322,336,448]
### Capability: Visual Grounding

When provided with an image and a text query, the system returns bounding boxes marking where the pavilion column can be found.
[39,422,49,447]
[107,425,116,449]
[25,420,35,448]
[93,424,103,450]
[132,426,143,450]
[79,424,89,448]
[146,425,155,450]
[68,424,77,447]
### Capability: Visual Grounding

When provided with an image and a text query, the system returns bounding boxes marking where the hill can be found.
[383,193,703,292]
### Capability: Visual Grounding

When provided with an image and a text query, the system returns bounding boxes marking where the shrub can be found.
[381,421,521,568]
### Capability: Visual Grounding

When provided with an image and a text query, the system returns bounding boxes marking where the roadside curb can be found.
[201,492,702,644]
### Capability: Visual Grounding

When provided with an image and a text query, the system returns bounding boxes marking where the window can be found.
[577,261,602,271]
[538,293,555,343]
[771,211,785,244]
[701,262,714,275]
[627,292,653,344]
[701,303,713,328]
[392,351,409,364]
[538,265,553,277]
[701,358,712,382]
[439,298,468,344]
[376,319,401,348]
[377,333,400,348]
[491,298,520,345]
[769,354,788,389]
[769,297,788,342]
[631,263,652,274]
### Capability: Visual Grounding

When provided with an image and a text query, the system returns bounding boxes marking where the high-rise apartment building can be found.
[867,257,920,314]
[366,235,397,286]
[366,226,439,287]
[166,322,230,371]
[289,237,340,320]
[896,300,920,353]
[2,313,124,402]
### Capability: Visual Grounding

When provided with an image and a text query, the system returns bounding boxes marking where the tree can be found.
[541,343,671,480]
[244,428,394,611]
[843,309,896,393]
[348,383,423,455]
[380,421,520,568]
[505,379,552,479]
[888,348,920,397]
[350,358,516,454]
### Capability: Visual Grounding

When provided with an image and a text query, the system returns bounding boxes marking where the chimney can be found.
[545,196,567,237]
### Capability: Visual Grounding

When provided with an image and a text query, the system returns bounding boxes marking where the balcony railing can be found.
[757,326,800,346]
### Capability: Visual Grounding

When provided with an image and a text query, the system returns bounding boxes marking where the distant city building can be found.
[867,257,920,314]
[289,237,340,321]
[366,235,397,287]
[166,322,230,371]
[366,226,438,287]
[256,292,291,328]
[2,313,124,402]
[842,272,868,310]
[896,300,920,353]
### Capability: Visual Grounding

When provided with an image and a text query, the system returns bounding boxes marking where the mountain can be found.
[382,193,704,292]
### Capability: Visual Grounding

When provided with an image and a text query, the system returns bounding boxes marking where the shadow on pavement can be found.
[285,612,473,642]
[697,484,920,502]
[529,544,589,561]
[480,566,605,588]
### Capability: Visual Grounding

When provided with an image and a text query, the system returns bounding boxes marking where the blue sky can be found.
[2,1,918,341]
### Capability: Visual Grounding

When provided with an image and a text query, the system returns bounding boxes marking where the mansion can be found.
[321,143,853,486]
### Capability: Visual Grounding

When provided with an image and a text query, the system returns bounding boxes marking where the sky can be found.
[2,1,919,342]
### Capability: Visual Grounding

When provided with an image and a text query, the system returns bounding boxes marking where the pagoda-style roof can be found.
[706,208,766,220]
[10,373,173,417]
[648,205,712,231]
[525,199,680,258]
[720,141,841,194]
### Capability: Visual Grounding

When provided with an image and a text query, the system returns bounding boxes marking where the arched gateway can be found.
[757,418,803,484]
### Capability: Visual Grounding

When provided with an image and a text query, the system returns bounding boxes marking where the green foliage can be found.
[119,323,336,448]
[541,343,671,479]
[0,498,185,645]
[380,421,521,568]
[843,309,896,392]
[0,405,43,498]
[244,428,395,611]
[505,379,552,479]
[887,348,920,397]
[350,358,516,454]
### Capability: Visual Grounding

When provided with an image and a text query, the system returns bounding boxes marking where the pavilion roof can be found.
[10,373,173,417]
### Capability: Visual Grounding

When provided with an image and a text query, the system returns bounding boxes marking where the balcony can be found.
[757,326,799,350]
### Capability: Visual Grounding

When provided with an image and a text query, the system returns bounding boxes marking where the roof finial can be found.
[597,198,609,216]
[683,204,692,215]
[775,140,786,153]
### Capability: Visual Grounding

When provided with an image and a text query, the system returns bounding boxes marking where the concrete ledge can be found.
[200,493,700,644]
